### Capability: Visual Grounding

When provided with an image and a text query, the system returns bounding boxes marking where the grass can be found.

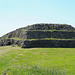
[21,29,75,32]
[0,46,75,75]
[11,28,75,32]
[2,65,64,75]
[4,37,75,41]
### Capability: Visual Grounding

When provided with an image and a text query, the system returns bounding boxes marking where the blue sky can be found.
[0,0,75,37]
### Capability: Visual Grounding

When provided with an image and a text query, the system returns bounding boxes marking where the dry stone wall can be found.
[0,39,75,48]
[27,31,75,39]
[23,40,75,48]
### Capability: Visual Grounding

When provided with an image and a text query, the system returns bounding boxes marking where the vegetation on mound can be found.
[21,29,75,32]
[0,46,75,75]
[4,37,75,41]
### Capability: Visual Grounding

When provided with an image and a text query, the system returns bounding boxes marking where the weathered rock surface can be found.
[25,24,75,30]
[23,40,75,48]
[27,31,75,39]
[0,39,24,46]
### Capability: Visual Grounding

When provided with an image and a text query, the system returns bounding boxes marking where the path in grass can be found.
[0,46,75,75]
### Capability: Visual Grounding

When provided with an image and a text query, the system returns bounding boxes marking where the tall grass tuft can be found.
[2,65,65,75]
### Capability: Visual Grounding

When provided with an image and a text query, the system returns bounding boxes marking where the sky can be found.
[0,0,75,37]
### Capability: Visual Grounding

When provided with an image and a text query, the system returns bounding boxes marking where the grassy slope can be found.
[0,46,75,75]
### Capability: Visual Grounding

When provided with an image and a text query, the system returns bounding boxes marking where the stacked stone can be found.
[0,24,75,48]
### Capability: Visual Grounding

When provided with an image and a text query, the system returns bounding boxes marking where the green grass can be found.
[22,29,75,32]
[0,46,75,75]
[4,37,75,41]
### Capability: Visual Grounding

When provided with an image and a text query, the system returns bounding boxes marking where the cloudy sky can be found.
[0,0,75,37]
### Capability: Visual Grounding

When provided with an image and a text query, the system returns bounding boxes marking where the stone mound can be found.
[0,23,75,48]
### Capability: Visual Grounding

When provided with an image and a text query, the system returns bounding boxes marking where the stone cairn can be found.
[0,23,75,48]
